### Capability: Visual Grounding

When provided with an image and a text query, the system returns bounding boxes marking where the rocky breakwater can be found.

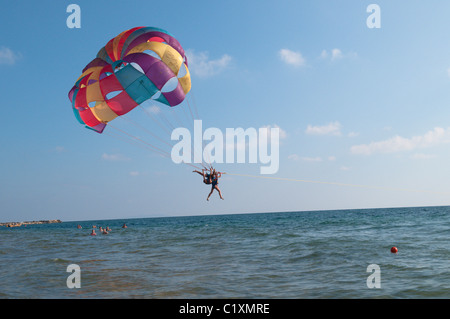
[0,220,62,227]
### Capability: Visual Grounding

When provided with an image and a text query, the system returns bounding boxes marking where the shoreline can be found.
[0,220,62,228]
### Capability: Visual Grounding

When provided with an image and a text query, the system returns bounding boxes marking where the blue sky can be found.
[2,0,450,222]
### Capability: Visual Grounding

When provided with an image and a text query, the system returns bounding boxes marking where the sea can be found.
[0,206,449,299]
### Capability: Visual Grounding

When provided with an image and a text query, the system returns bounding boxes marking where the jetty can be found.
[0,220,62,228]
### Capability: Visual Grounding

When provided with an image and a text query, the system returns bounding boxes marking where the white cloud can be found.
[185,49,231,77]
[101,153,131,161]
[306,121,342,136]
[0,47,21,65]
[340,166,351,171]
[351,127,450,155]
[320,48,356,61]
[347,132,359,138]
[331,48,343,60]
[279,49,306,67]
[129,171,140,176]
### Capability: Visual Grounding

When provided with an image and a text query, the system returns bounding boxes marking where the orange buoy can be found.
[391,246,398,253]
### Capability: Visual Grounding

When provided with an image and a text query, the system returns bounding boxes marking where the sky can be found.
[1,0,450,222]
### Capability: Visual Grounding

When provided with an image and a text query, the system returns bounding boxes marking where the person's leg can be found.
[207,186,214,201]
[215,185,224,200]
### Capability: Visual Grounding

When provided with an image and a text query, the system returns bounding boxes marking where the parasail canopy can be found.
[68,26,191,133]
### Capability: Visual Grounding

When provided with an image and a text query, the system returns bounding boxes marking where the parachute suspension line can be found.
[189,90,200,120]
[157,108,176,132]
[225,173,450,196]
[186,93,213,169]
[137,79,177,135]
[120,114,173,148]
[107,123,171,158]
[136,99,210,171]
[183,96,213,170]
[181,100,194,127]
[138,104,172,136]
[183,95,203,166]
[185,95,196,121]
[185,162,207,171]
[106,123,204,171]
[103,130,172,158]
[169,106,185,129]
[127,106,210,170]
[103,130,152,152]
[136,81,211,171]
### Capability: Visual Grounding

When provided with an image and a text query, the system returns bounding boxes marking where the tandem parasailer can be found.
[68,26,227,201]
[193,167,224,201]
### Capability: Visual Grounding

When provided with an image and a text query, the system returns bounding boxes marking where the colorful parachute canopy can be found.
[68,26,191,133]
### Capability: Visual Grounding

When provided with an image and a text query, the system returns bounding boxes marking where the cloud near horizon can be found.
[351,127,450,155]
[306,121,342,136]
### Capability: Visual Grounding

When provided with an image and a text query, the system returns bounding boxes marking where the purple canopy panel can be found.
[123,53,160,74]
[89,122,106,133]
[161,81,186,106]
[145,61,175,90]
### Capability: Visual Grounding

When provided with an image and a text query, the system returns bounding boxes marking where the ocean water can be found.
[0,206,449,299]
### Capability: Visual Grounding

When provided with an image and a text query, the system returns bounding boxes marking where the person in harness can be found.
[193,168,224,201]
